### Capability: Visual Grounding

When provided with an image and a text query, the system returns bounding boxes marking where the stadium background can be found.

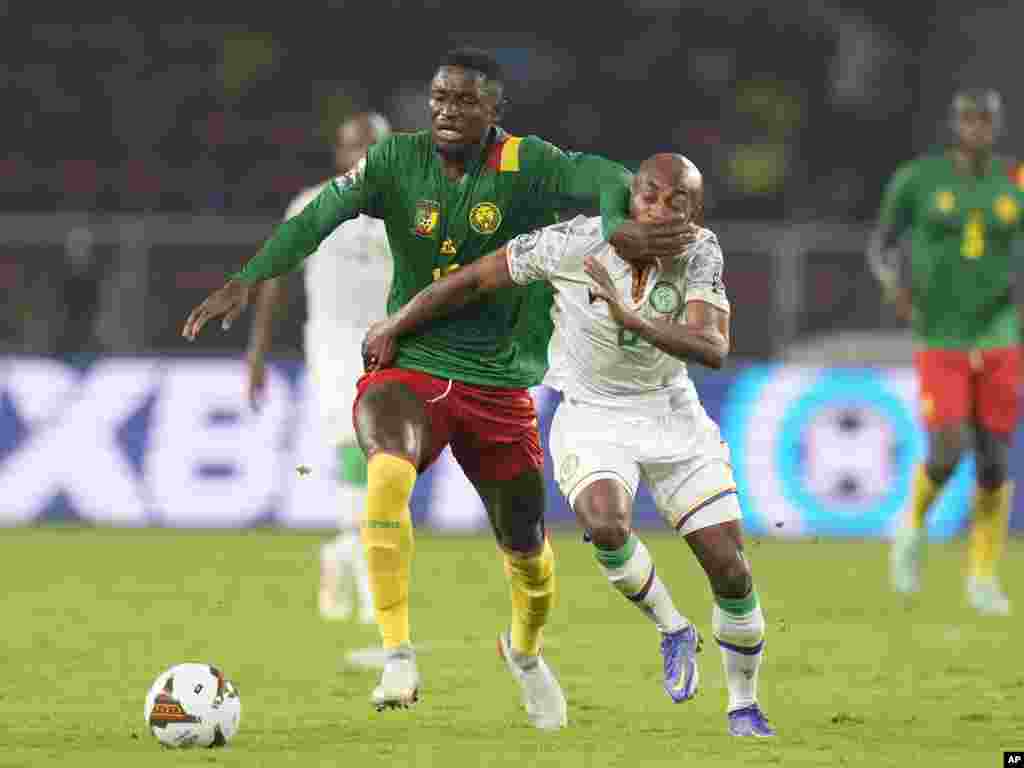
[3,3,1023,538]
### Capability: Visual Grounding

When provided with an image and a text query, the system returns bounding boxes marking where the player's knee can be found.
[710,551,752,600]
[575,481,631,551]
[925,426,966,484]
[924,462,956,486]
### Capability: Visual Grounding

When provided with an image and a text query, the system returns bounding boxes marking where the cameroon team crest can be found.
[650,282,682,316]
[994,194,1019,225]
[414,200,440,237]
[469,202,502,234]
[935,190,956,213]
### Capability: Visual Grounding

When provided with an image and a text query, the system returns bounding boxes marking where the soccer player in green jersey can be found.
[868,89,1024,615]
[182,47,693,727]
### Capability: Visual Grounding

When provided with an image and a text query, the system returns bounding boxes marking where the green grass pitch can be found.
[2,528,1021,767]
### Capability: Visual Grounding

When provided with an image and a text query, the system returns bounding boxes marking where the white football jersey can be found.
[506,215,729,410]
[285,182,391,335]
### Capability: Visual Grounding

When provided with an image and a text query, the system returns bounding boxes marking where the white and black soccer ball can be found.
[143,663,241,748]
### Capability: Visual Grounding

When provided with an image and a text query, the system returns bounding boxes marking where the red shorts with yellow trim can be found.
[914,347,1021,435]
[353,368,544,483]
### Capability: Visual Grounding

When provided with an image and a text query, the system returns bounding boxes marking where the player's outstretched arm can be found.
[361,248,515,370]
[233,176,367,284]
[183,151,381,342]
[584,254,729,369]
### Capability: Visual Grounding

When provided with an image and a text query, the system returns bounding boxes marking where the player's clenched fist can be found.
[182,279,252,341]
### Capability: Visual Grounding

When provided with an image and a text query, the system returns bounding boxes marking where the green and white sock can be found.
[595,533,688,634]
[712,590,765,712]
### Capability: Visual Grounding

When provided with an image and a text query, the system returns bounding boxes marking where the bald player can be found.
[247,113,392,644]
[363,154,775,736]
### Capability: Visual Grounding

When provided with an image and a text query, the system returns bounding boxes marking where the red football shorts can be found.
[914,347,1021,435]
[353,368,544,483]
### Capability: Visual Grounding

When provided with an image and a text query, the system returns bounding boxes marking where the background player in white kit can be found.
[247,113,392,644]
[363,154,775,736]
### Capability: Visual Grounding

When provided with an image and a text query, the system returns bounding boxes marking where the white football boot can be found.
[371,647,420,711]
[498,629,567,730]
[967,577,1011,616]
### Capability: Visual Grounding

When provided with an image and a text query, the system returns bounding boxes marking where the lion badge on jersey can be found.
[649,282,683,317]
[994,194,1019,225]
[934,189,956,214]
[469,202,502,234]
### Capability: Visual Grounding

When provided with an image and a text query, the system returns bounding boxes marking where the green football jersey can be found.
[878,153,1024,348]
[235,128,631,387]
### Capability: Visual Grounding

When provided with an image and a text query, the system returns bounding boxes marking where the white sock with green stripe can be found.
[594,533,688,634]
[712,590,765,712]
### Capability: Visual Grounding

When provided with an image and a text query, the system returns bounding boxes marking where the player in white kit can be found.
[246,113,392,653]
[362,154,774,736]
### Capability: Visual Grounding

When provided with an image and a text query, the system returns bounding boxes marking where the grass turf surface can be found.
[2,528,1021,767]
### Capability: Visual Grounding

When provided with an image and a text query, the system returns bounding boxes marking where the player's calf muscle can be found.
[687,522,753,599]
[974,426,1010,489]
[477,470,547,553]
[710,551,752,600]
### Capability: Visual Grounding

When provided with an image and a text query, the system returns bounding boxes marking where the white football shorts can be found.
[548,397,741,536]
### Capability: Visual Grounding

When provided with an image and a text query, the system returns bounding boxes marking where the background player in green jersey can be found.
[182,47,694,727]
[868,88,1024,616]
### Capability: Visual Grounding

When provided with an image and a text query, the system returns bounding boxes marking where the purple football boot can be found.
[660,625,701,703]
[728,704,776,737]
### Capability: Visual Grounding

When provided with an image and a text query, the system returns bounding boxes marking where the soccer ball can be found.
[143,663,241,748]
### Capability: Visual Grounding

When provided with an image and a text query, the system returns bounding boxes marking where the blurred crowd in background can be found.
[2,1,1022,361]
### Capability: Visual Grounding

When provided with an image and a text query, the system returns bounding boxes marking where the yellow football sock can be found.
[504,538,556,657]
[967,481,1013,582]
[908,464,941,530]
[360,453,417,649]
